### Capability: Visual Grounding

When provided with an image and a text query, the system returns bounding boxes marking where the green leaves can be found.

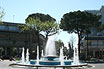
[25,13,56,22]
[42,20,59,36]
[26,17,42,31]
[21,13,58,39]
[60,10,100,34]
[25,17,58,33]
[100,24,104,31]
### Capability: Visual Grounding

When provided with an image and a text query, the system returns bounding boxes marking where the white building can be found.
[86,6,104,24]
[83,6,104,59]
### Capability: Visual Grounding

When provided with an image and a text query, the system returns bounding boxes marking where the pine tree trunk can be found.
[37,31,41,58]
[78,34,81,60]
[86,33,89,59]
[46,34,48,41]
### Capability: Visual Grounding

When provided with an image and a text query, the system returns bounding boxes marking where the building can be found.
[86,6,104,24]
[0,22,46,59]
[83,36,104,59]
[83,6,104,59]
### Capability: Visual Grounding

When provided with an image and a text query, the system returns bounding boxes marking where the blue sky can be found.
[0,0,104,23]
[0,0,104,48]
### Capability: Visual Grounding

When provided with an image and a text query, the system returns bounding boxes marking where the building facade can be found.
[83,6,104,59]
[83,36,104,59]
[86,6,104,24]
[0,22,46,59]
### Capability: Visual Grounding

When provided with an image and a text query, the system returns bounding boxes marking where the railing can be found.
[0,25,20,32]
[86,44,104,46]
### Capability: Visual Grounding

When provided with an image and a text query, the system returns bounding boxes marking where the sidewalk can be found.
[0,60,24,69]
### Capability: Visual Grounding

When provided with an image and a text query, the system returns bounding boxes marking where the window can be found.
[88,41,91,46]
[9,26,19,31]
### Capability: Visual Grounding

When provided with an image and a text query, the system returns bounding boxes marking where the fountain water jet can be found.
[21,47,25,64]
[45,35,56,57]
[36,46,39,65]
[41,50,44,57]
[26,48,29,64]
[60,47,64,65]
[71,32,79,65]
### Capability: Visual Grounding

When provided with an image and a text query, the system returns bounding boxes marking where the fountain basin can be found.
[30,60,72,65]
[42,56,58,61]
[9,62,89,68]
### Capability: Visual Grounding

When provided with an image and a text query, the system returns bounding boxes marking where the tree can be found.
[26,13,59,40]
[23,17,43,57]
[25,13,58,46]
[55,40,64,56]
[42,20,59,40]
[100,23,104,31]
[60,10,100,59]
[0,7,5,23]
[63,47,68,57]
[20,13,58,56]
[85,29,91,59]
[26,13,56,22]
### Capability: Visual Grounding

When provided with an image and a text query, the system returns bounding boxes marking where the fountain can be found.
[45,35,56,57]
[26,49,29,64]
[71,32,79,65]
[36,46,39,65]
[21,47,25,64]
[10,32,91,69]
[42,35,58,61]
[60,47,64,65]
[41,50,44,57]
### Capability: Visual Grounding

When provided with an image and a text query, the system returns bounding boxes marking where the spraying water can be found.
[36,46,39,65]
[26,48,29,64]
[60,47,64,65]
[22,47,25,64]
[41,50,44,57]
[71,32,79,65]
[45,35,56,57]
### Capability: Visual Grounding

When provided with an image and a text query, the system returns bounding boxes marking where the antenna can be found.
[13,15,15,22]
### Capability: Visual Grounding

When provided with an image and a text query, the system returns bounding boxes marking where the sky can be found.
[0,0,104,48]
[0,0,104,23]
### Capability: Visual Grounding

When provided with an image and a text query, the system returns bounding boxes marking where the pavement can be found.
[88,63,104,69]
[0,60,104,69]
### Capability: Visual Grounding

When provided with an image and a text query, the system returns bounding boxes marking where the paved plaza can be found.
[0,60,104,69]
